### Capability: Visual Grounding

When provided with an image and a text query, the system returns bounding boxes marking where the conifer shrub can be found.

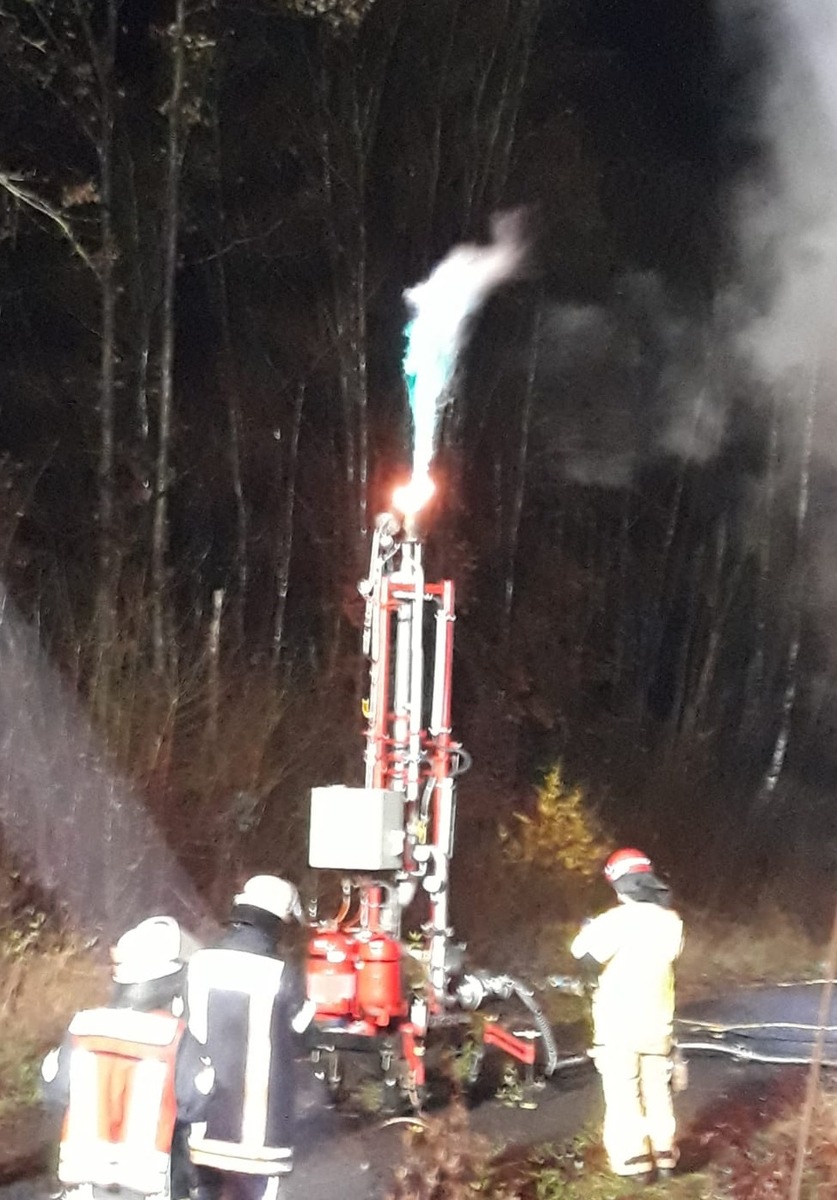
[500,764,609,881]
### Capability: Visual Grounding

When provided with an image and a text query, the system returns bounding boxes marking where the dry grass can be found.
[387,1073,837,1199]
[691,1069,837,1199]
[676,907,825,1002]
[386,1103,709,1199]
[387,1099,502,1199]
[0,924,107,1122]
[518,904,826,1009]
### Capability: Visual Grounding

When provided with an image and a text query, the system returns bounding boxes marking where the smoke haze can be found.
[532,275,730,488]
[728,0,837,387]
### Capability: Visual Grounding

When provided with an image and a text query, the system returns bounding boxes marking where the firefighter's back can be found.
[593,903,684,1052]
[57,1006,183,1200]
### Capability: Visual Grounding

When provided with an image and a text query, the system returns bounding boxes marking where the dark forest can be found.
[0,0,834,935]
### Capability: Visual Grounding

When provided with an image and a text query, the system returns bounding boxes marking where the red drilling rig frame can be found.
[304,509,557,1109]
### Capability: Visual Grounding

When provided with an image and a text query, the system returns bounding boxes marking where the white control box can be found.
[308,786,405,871]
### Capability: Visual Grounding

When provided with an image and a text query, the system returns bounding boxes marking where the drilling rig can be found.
[304,503,558,1109]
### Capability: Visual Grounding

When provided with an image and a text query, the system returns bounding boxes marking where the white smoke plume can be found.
[403,210,529,484]
[728,0,837,384]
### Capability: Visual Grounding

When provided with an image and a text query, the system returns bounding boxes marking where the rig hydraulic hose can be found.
[459,972,560,1077]
[506,975,560,1077]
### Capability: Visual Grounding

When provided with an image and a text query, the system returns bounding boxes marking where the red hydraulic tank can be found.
[355,933,408,1027]
[307,930,359,1018]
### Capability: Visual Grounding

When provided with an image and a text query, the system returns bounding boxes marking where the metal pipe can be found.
[391,582,412,795]
[365,573,392,790]
[407,544,425,809]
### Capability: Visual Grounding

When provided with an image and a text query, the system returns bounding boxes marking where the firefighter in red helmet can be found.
[571,848,684,1184]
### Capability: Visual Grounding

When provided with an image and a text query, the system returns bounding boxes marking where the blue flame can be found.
[402,314,456,484]
[401,213,527,494]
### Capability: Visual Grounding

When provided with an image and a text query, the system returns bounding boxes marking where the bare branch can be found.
[0,169,98,274]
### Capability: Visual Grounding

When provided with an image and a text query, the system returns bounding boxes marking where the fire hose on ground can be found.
[528,976,837,1076]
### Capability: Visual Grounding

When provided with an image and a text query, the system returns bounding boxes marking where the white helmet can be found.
[233,875,302,923]
[111,916,184,984]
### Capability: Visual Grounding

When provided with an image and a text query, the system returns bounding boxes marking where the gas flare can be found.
[392,472,435,517]
[402,210,528,489]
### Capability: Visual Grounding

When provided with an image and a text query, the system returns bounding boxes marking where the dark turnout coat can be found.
[185,920,313,1177]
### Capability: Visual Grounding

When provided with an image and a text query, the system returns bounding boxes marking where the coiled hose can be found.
[505,975,560,1077]
[459,972,560,1076]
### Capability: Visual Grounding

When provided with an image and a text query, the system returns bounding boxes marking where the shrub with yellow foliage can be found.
[500,764,609,879]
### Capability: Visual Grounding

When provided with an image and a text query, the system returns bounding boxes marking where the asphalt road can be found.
[0,1057,788,1200]
[675,981,837,1064]
[3,983,832,1200]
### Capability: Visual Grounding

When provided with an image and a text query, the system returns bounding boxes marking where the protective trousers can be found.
[593,1048,677,1176]
[195,1165,287,1200]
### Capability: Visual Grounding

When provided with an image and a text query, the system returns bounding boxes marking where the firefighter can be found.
[185,875,316,1200]
[41,916,214,1200]
[571,848,684,1184]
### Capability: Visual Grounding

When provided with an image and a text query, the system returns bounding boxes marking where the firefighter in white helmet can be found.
[185,875,315,1200]
[571,848,684,1184]
[41,916,213,1200]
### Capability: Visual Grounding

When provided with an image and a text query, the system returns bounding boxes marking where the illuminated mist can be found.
[0,588,208,939]
[402,211,528,492]
[730,0,837,383]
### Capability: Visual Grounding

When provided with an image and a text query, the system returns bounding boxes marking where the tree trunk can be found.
[152,0,187,677]
[272,384,305,667]
[210,102,248,648]
[91,0,119,719]
[501,299,540,655]
[754,366,816,812]
[678,519,735,743]
[207,587,224,752]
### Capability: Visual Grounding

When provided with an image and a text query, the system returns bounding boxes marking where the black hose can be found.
[450,746,472,778]
[504,975,560,1077]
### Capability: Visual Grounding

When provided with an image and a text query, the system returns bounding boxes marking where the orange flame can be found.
[392,473,436,517]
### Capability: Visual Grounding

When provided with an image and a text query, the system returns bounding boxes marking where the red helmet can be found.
[604,848,653,885]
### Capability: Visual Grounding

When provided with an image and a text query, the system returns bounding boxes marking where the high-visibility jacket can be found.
[571,900,684,1053]
[186,924,314,1177]
[56,1007,184,1198]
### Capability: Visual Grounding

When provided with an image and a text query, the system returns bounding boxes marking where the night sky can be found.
[0,0,834,922]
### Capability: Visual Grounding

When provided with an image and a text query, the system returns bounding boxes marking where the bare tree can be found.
[313,20,401,560]
[0,0,122,710]
[150,5,214,675]
[500,300,541,654]
[272,384,306,667]
[754,365,817,812]
[151,0,187,677]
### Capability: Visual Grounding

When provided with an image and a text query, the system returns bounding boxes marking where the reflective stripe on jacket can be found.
[186,931,308,1176]
[58,1007,183,1197]
[571,902,684,1053]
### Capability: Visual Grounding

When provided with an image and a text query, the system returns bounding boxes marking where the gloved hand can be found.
[547,975,586,997]
[574,952,602,989]
[195,1059,215,1096]
[41,1048,61,1083]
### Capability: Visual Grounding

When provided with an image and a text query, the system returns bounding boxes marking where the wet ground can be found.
[0,1057,792,1200]
[676,981,837,1063]
[2,984,834,1200]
